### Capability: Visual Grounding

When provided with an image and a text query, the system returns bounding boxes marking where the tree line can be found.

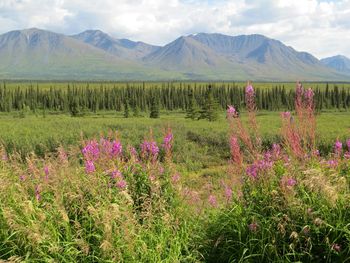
[0,82,349,116]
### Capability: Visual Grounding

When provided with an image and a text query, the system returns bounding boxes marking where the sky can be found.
[0,0,350,58]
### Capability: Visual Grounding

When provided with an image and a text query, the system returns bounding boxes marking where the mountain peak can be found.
[321,55,350,73]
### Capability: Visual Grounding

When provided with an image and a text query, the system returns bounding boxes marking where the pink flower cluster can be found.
[110,169,127,189]
[226,105,237,118]
[246,155,273,179]
[334,140,342,155]
[141,140,159,161]
[281,111,291,119]
[82,139,123,161]
[162,130,173,153]
[82,140,100,161]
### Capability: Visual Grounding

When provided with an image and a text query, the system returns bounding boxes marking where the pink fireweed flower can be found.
[85,160,95,174]
[246,164,258,178]
[19,175,26,181]
[327,159,338,168]
[208,194,218,207]
[272,143,281,159]
[334,140,342,155]
[111,140,122,157]
[347,139,350,151]
[224,186,233,202]
[246,154,273,179]
[162,129,173,154]
[226,105,237,118]
[345,151,350,159]
[245,84,254,96]
[287,178,297,187]
[230,136,242,165]
[141,140,159,161]
[116,179,127,189]
[281,111,291,119]
[248,222,259,232]
[44,166,49,181]
[304,88,314,107]
[110,170,122,179]
[171,173,181,184]
[44,166,49,176]
[82,140,100,161]
[35,185,41,201]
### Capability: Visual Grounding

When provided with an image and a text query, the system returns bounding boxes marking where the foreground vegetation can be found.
[0,82,349,262]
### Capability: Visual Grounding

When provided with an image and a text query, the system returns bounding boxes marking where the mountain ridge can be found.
[0,28,349,81]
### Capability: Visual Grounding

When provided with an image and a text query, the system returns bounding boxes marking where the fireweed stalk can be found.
[245,81,262,151]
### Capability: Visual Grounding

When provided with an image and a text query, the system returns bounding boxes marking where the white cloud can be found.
[0,0,350,58]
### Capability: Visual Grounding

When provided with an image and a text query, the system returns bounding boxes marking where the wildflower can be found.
[272,143,281,159]
[245,82,255,112]
[230,136,242,165]
[35,185,41,201]
[248,222,259,232]
[110,170,122,179]
[128,146,138,159]
[331,243,341,252]
[226,105,236,118]
[19,175,26,181]
[245,83,254,96]
[208,195,217,207]
[162,129,173,154]
[334,140,342,155]
[312,149,320,157]
[44,166,49,177]
[246,164,258,178]
[171,173,180,184]
[345,151,350,159]
[58,146,68,163]
[111,140,122,157]
[85,160,95,174]
[304,88,314,107]
[2,153,8,161]
[287,178,297,187]
[347,139,350,151]
[224,186,232,202]
[141,140,159,161]
[116,180,127,189]
[281,111,291,119]
[327,159,338,168]
[82,140,100,161]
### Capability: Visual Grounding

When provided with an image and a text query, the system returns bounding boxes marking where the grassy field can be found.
[1,110,349,160]
[0,82,350,262]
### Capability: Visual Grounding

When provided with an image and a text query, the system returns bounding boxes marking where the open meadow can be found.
[0,82,350,262]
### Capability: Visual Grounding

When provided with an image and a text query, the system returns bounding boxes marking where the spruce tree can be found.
[123,98,130,118]
[149,96,160,118]
[198,85,219,121]
[185,89,199,120]
[133,105,141,117]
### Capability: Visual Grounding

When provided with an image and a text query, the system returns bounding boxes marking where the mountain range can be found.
[0,28,349,81]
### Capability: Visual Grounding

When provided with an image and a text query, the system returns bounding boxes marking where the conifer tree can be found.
[198,85,219,121]
[123,98,130,118]
[185,89,199,120]
[149,96,160,118]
